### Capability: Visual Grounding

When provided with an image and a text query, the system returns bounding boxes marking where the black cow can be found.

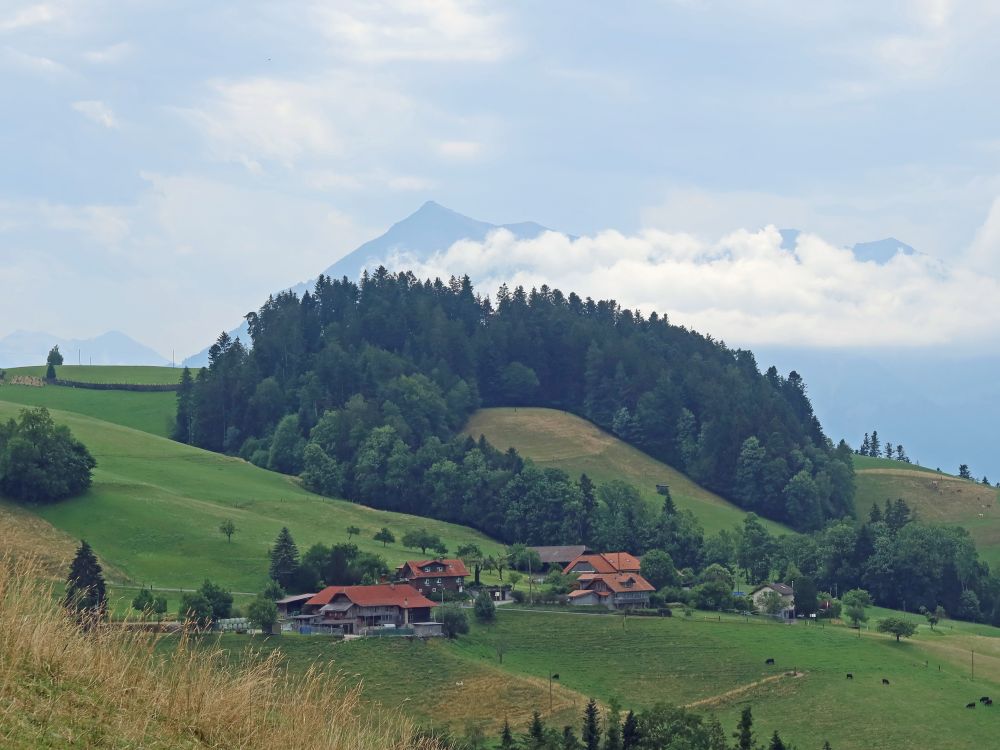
[987,699,994,706]
[882,679,890,685]
[980,696,991,703]
[846,673,853,680]
[765,658,775,665]
[967,703,977,709]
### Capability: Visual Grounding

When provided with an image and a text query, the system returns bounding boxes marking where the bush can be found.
[0,407,96,503]
[247,595,279,633]
[439,606,469,639]
[178,592,214,627]
[474,590,496,623]
[510,590,526,604]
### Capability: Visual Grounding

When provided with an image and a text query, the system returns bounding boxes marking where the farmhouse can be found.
[563,551,642,576]
[395,558,469,597]
[568,572,655,609]
[293,583,438,636]
[530,545,589,568]
[750,582,795,619]
[275,593,314,618]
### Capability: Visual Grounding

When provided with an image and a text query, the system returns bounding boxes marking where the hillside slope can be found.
[464,407,789,536]
[0,401,502,592]
[855,456,1000,568]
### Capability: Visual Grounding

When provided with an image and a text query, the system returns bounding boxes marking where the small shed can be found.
[276,593,315,618]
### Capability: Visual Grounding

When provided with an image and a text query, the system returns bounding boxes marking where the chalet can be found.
[568,572,655,609]
[293,583,437,636]
[275,593,315,619]
[563,552,642,576]
[750,583,795,619]
[530,545,589,568]
[395,558,469,597]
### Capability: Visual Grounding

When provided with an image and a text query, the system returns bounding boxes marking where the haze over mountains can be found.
[0,330,170,369]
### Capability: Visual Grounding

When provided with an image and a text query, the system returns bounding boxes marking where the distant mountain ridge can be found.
[182,201,554,366]
[0,330,169,369]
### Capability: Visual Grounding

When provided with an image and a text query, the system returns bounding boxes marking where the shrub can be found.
[439,606,469,639]
[474,590,496,623]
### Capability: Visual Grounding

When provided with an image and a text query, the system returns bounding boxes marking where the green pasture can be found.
[0,402,503,593]
[464,407,789,536]
[4,364,184,385]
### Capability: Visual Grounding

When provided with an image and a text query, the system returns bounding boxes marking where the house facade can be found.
[293,583,437,635]
[568,572,655,609]
[396,558,469,597]
[750,583,795,619]
[563,552,642,576]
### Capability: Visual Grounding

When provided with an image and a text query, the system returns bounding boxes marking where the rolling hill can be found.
[464,407,790,536]
[4,364,183,385]
[0,400,503,592]
[854,455,1000,569]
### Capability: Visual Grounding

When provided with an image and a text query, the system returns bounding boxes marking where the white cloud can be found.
[83,41,132,64]
[72,99,118,128]
[374,225,1000,349]
[436,139,483,160]
[310,0,510,63]
[1,45,67,74]
[0,3,57,33]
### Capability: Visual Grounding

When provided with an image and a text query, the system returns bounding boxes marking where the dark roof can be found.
[530,545,588,565]
[396,559,470,579]
[275,593,316,605]
[753,583,794,596]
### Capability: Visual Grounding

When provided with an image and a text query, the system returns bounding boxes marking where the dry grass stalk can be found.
[0,554,438,749]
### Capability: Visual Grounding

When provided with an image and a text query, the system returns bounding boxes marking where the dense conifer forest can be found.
[175,269,855,538]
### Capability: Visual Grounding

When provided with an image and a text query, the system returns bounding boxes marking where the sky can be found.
[2,0,1000,358]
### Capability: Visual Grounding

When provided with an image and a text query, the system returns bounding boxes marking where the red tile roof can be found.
[563,552,642,575]
[397,559,470,579]
[306,583,436,609]
[579,572,655,593]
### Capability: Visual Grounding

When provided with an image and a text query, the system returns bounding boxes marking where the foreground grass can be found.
[0,556,436,750]
[0,402,503,593]
[464,407,789,536]
[5,364,184,385]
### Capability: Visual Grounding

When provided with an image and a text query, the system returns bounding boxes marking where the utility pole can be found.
[972,649,975,681]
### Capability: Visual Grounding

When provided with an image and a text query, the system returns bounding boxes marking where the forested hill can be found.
[176,269,855,534]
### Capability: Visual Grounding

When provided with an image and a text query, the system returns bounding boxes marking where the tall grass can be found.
[0,555,437,749]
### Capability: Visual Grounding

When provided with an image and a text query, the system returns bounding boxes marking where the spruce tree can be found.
[529,710,545,746]
[860,433,871,456]
[768,730,786,750]
[499,720,517,750]
[733,706,754,750]
[869,502,883,524]
[602,700,622,750]
[621,711,639,750]
[65,540,106,616]
[268,527,300,590]
[173,366,195,442]
[869,430,881,458]
[582,699,601,750]
[884,442,893,460]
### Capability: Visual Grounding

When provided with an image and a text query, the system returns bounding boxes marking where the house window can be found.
[432,587,437,593]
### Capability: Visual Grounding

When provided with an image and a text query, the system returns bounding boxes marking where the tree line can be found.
[174,269,854,532]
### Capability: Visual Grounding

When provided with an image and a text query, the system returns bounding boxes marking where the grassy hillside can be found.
[0,557,434,750]
[464,407,789,536]
[5,364,183,384]
[855,456,1000,568]
[0,401,502,592]
[0,381,176,436]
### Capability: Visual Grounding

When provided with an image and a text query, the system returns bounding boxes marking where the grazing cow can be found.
[987,699,994,707]
[882,679,890,685]
[765,658,775,665]
[980,696,990,703]
[967,703,976,709]
[846,673,854,680]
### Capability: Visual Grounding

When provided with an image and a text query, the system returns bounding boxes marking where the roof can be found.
[306,583,436,610]
[563,552,642,575]
[275,593,316,604]
[530,545,588,565]
[569,589,608,599]
[396,559,470,579]
[752,583,794,597]
[578,572,655,594]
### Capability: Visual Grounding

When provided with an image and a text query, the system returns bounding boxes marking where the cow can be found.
[846,673,854,680]
[987,699,994,707]
[765,658,775,665]
[980,697,991,704]
[882,679,890,685]
[967,703,976,709]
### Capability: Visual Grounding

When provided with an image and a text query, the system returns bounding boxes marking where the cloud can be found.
[1,45,67,74]
[0,3,57,33]
[436,139,483,160]
[310,0,510,63]
[82,41,132,64]
[72,99,118,128]
[374,225,1000,349]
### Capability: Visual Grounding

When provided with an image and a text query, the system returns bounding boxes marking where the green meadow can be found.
[0,400,503,593]
[4,364,184,385]
[464,407,789,536]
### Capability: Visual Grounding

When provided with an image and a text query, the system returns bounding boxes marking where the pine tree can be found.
[499,720,517,750]
[529,710,545,746]
[869,502,883,524]
[602,699,622,750]
[768,730,786,750]
[65,540,106,616]
[733,706,755,750]
[268,527,300,590]
[896,444,906,462]
[173,366,195,442]
[621,711,639,750]
[579,474,597,544]
[860,433,871,456]
[562,726,582,750]
[884,442,893,460]
[869,430,881,458]
[582,698,601,750]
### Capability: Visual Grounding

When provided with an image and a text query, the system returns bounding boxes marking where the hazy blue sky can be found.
[2,0,1000,356]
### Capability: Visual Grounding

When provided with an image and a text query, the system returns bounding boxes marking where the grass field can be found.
[4,364,184,385]
[0,382,177,436]
[464,408,789,536]
[0,401,503,593]
[854,456,1000,569]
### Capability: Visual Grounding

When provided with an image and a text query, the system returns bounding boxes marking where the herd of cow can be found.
[764,659,992,709]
